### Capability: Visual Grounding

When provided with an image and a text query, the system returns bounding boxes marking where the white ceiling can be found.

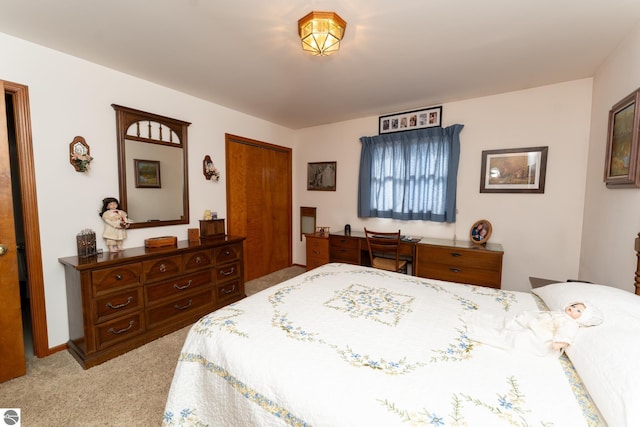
[2,0,640,129]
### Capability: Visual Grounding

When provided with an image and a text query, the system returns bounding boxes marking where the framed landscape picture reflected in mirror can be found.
[134,159,161,188]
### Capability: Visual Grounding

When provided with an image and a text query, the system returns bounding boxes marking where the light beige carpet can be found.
[0,265,305,426]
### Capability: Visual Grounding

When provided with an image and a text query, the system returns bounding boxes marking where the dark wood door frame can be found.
[4,80,49,358]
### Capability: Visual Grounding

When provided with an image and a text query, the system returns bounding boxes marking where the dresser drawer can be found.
[422,246,502,270]
[422,266,502,289]
[308,247,328,260]
[216,280,243,304]
[329,235,360,264]
[215,244,242,264]
[145,271,212,305]
[142,255,182,283]
[183,250,215,272]
[91,263,142,296]
[146,289,213,328]
[307,236,329,254]
[306,255,328,271]
[96,312,145,350]
[215,261,241,283]
[416,244,503,288]
[95,287,144,323]
[330,235,360,250]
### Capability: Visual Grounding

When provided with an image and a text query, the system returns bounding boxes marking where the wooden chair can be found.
[364,228,408,274]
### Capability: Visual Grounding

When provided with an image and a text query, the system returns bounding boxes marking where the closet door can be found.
[226,134,292,281]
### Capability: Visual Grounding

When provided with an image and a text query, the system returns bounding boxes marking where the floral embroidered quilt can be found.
[163,263,603,426]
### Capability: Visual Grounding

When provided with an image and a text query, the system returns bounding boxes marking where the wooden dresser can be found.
[304,232,330,271]
[59,236,245,368]
[415,238,503,288]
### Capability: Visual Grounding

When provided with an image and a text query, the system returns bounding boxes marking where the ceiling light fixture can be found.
[298,11,347,56]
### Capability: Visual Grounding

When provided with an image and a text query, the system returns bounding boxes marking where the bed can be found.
[163,262,640,426]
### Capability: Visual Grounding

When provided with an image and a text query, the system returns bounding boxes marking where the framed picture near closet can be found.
[604,87,640,188]
[307,161,336,191]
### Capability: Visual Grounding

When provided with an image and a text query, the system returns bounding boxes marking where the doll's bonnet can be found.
[565,300,604,327]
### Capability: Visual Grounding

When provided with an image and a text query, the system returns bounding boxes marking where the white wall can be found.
[294,80,593,293]
[0,33,294,348]
[581,22,640,292]
[4,24,630,349]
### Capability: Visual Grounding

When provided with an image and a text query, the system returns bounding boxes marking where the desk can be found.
[305,231,504,288]
[328,231,416,269]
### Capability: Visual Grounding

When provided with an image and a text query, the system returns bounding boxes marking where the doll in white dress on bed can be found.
[467,301,603,357]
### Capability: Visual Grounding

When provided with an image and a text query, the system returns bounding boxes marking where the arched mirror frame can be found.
[112,104,191,229]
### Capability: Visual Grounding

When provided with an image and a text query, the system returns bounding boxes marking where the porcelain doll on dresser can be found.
[99,197,131,252]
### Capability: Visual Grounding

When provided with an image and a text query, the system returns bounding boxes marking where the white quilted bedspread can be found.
[163,263,603,427]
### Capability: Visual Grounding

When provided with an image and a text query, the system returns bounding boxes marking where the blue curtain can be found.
[358,124,463,222]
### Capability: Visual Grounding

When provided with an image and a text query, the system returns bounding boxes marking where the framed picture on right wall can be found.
[604,87,640,188]
[480,146,548,193]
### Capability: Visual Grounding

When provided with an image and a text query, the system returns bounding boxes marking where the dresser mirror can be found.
[112,104,191,229]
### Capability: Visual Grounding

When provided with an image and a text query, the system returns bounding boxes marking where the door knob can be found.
[0,245,8,256]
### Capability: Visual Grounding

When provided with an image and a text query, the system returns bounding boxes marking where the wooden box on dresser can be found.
[58,236,245,368]
[415,238,503,288]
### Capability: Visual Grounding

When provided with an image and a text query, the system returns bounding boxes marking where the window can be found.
[358,124,463,222]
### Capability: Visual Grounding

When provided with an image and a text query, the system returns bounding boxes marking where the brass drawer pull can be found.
[106,297,133,310]
[222,285,236,294]
[159,263,167,273]
[108,320,134,335]
[174,280,193,290]
[450,253,462,257]
[449,268,461,273]
[224,250,231,256]
[174,299,193,310]
[195,256,202,264]
[313,250,321,255]
[220,267,235,276]
[115,274,122,280]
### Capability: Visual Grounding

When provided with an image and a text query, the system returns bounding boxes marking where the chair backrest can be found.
[364,228,402,270]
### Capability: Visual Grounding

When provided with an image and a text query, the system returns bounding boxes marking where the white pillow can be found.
[532,282,640,427]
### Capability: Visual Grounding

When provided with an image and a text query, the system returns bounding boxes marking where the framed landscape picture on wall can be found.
[480,146,548,193]
[604,87,640,188]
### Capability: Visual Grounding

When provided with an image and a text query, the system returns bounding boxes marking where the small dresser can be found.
[59,236,245,368]
[304,232,330,271]
[415,238,503,288]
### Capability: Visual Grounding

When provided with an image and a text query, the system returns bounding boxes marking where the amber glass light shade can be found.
[298,11,347,56]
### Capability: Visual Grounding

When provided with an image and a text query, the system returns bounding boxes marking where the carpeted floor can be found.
[0,265,305,426]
